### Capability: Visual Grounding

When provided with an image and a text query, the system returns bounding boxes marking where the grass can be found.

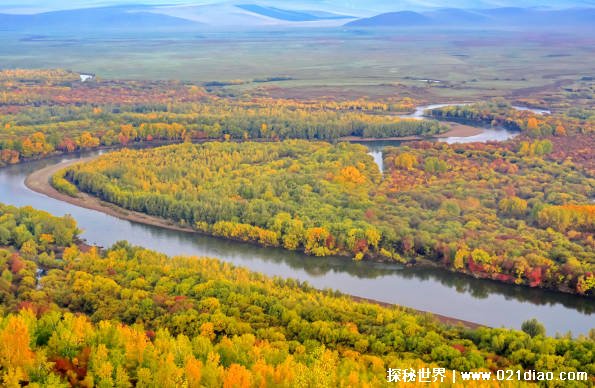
[1,29,593,102]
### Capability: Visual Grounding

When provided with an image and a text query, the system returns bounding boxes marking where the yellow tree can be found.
[0,315,35,384]
[78,132,100,148]
[555,124,566,136]
[338,166,366,185]
[223,364,251,388]
[185,358,203,388]
[394,153,417,170]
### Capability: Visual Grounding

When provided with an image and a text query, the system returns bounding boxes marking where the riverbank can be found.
[339,122,483,142]
[25,157,198,234]
[25,156,489,330]
[4,120,482,169]
[350,296,484,330]
[27,147,588,301]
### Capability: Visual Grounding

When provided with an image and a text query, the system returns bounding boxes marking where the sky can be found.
[1,0,594,14]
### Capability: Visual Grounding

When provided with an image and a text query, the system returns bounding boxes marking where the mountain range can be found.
[0,3,594,32]
[3,1,595,15]
[346,7,595,28]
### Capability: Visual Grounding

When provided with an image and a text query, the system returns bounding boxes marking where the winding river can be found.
[359,127,520,173]
[1,105,592,336]
[360,103,540,171]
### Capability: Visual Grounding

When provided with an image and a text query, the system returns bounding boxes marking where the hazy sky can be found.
[1,0,593,14]
[0,1,370,14]
[0,0,209,13]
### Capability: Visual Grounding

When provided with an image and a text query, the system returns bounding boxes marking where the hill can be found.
[345,7,595,29]
[5,1,595,14]
[150,3,354,28]
[236,4,352,21]
[3,4,594,32]
[0,5,201,33]
[342,11,432,27]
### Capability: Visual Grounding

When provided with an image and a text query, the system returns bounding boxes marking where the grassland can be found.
[2,29,593,104]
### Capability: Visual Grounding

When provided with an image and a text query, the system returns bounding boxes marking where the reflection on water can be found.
[1,149,592,335]
[352,140,402,173]
[512,105,551,115]
[439,127,519,144]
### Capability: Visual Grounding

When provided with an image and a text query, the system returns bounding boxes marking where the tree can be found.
[0,315,35,382]
[527,117,539,131]
[338,166,366,185]
[555,124,566,136]
[305,227,333,256]
[13,225,33,248]
[0,226,11,245]
[499,196,528,218]
[57,138,77,153]
[521,319,546,338]
[185,358,202,388]
[576,274,594,295]
[223,364,251,388]
[20,239,38,256]
[534,139,553,156]
[453,248,468,270]
[394,153,417,170]
[424,156,447,174]
[78,132,100,148]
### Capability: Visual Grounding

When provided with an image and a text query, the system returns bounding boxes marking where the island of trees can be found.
[58,139,594,295]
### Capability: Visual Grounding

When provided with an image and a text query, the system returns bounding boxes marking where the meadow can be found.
[1,29,594,104]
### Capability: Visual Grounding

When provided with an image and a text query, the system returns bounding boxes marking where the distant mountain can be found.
[481,7,595,25]
[342,11,432,27]
[2,3,594,33]
[345,7,595,28]
[0,6,201,33]
[146,3,276,28]
[4,1,595,15]
[0,3,355,32]
[423,8,491,24]
[140,3,356,28]
[236,4,352,21]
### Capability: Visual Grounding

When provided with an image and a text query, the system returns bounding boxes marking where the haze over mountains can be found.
[0,1,594,32]
[346,7,595,28]
[3,0,595,15]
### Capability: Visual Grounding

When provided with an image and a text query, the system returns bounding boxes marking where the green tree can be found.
[521,319,546,338]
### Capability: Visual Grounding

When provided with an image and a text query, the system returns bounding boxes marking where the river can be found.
[360,104,545,172]
[0,105,592,336]
[356,127,520,172]
[398,103,550,120]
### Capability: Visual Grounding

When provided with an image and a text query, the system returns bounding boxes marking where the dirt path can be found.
[25,156,485,330]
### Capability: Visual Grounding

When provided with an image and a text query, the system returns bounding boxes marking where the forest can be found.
[0,202,593,386]
[60,139,594,295]
[0,69,448,166]
[2,69,593,168]
[426,99,594,138]
[1,67,594,385]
